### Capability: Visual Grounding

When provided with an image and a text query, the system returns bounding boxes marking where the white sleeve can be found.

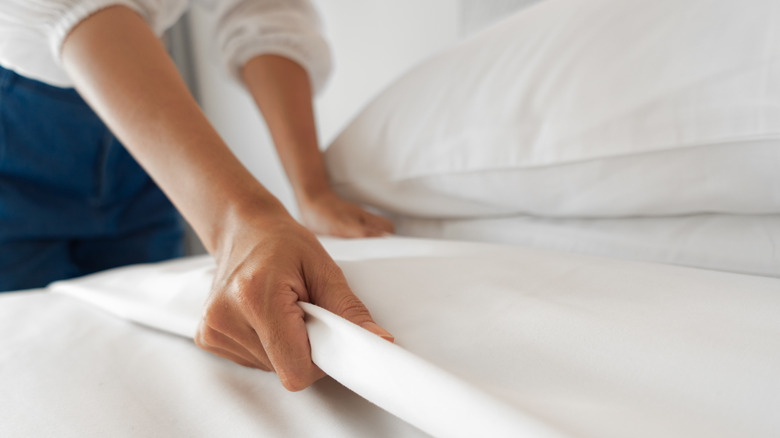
[214,0,333,94]
[0,0,187,86]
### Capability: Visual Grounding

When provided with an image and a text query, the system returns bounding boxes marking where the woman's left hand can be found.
[298,190,394,238]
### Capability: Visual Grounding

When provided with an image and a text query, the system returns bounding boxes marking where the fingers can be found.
[196,320,273,371]
[349,212,393,238]
[299,194,394,238]
[308,265,395,343]
[363,212,395,236]
[199,277,325,391]
[251,290,327,391]
[335,210,395,238]
[202,342,263,369]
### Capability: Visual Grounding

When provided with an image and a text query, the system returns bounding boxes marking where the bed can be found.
[0,238,780,437]
[2,236,779,438]
[3,0,779,436]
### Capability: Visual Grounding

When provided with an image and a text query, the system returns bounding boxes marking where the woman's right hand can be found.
[194,207,393,391]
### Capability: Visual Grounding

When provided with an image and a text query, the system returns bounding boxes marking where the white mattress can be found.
[2,236,779,437]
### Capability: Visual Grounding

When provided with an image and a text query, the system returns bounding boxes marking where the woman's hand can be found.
[195,207,393,391]
[298,189,394,238]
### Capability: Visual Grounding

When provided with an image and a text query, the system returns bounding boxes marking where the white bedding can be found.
[394,214,780,278]
[2,237,779,437]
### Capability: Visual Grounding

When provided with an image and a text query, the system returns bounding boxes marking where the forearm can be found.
[60,6,286,253]
[241,54,394,237]
[241,55,332,204]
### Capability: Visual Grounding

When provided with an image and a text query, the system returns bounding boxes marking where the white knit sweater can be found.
[0,0,332,92]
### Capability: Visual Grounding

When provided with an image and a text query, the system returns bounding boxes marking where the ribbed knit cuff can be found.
[49,0,147,60]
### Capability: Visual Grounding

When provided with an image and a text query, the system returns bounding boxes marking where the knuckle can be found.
[232,269,297,314]
[231,272,262,303]
[204,271,270,330]
[202,291,234,331]
[335,294,371,321]
[201,309,228,335]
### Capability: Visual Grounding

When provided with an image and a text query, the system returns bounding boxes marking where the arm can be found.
[242,54,394,237]
[61,5,392,391]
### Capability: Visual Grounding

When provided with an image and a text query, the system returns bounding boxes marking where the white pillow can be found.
[325,0,780,218]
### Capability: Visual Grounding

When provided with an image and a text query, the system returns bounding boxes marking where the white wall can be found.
[187,1,459,217]
[457,0,543,37]
[314,1,458,145]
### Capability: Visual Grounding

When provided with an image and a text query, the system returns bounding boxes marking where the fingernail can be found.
[361,321,395,343]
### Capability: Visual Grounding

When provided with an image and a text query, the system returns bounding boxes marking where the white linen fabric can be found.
[325,0,780,218]
[394,214,780,278]
[0,0,331,92]
[30,237,780,438]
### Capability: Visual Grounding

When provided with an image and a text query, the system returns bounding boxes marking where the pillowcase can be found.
[325,0,780,218]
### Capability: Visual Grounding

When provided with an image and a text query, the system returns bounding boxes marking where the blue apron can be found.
[0,64,183,291]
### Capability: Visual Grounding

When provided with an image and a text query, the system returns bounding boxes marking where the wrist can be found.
[295,181,337,208]
[210,188,293,257]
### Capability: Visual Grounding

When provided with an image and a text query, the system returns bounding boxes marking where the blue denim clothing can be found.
[0,65,183,291]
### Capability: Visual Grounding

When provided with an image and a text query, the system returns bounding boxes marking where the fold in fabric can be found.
[50,252,566,438]
[302,302,564,438]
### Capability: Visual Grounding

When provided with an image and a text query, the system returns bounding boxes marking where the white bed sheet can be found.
[2,236,779,437]
[395,214,780,278]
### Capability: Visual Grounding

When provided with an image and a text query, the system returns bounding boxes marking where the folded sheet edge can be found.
[302,302,568,438]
